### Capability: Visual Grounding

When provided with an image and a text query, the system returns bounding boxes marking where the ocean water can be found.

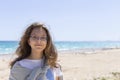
[1,41,120,54]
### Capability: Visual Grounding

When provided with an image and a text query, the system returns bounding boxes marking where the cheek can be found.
[43,42,47,48]
[44,42,47,46]
[28,39,32,46]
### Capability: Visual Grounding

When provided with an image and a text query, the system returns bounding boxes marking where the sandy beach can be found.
[0,48,120,80]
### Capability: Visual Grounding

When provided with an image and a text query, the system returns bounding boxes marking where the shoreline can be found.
[58,48,120,54]
[1,47,120,55]
[0,47,120,56]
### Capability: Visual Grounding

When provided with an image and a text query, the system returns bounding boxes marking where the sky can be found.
[0,0,120,41]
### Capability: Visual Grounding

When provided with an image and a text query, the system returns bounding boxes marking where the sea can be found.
[1,41,120,54]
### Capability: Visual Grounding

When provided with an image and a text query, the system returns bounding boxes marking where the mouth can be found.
[35,44,42,46]
[34,45,42,47]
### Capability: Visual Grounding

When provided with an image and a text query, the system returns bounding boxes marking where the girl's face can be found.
[28,28,47,53]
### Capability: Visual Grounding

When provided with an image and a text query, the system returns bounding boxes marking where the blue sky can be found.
[0,0,120,41]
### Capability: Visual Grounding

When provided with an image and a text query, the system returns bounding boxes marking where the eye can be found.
[40,37,47,40]
[32,36,37,39]
[30,35,47,41]
[30,36,37,40]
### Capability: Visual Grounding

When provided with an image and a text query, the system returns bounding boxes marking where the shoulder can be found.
[9,61,31,80]
[11,61,21,69]
[56,63,62,71]
[11,61,31,73]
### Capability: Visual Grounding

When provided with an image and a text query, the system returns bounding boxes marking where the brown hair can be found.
[10,22,58,68]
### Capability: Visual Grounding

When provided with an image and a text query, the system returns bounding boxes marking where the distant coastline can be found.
[1,41,120,54]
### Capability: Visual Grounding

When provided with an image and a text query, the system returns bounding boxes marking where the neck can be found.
[28,50,43,60]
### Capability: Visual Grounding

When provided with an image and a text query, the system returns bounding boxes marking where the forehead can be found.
[31,28,47,36]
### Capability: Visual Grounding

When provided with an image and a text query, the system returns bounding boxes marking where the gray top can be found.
[9,62,63,80]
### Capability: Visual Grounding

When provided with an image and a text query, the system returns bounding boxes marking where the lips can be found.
[35,45,42,46]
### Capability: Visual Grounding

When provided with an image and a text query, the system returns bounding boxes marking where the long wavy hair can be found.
[10,22,58,68]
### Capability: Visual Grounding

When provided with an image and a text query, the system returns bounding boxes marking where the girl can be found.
[9,22,63,80]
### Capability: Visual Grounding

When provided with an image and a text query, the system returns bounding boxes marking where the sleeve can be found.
[54,67,63,77]
[54,67,63,80]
